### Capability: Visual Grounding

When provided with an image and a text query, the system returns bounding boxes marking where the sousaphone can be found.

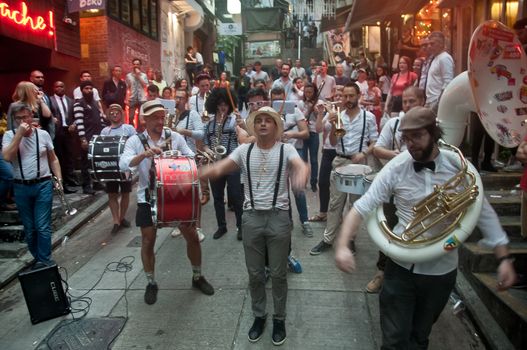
[366,20,526,263]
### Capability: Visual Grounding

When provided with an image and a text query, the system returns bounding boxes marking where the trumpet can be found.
[201,92,210,123]
[334,106,346,137]
[53,176,77,216]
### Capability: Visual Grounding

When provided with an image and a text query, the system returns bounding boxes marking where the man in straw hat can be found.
[120,100,214,305]
[201,106,308,346]
[335,106,516,349]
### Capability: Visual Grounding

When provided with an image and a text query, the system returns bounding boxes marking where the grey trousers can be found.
[242,209,292,320]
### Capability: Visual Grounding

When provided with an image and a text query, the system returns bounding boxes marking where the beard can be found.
[83,92,94,103]
[346,100,358,109]
[410,138,435,162]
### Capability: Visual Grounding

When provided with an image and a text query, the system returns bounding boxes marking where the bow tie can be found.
[413,161,435,172]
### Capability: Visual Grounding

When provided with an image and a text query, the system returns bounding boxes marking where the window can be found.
[489,0,519,27]
[107,0,158,40]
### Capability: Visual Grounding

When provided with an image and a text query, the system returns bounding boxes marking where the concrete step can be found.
[0,241,26,258]
[485,190,521,216]
[468,216,523,242]
[0,225,24,242]
[0,209,21,224]
[459,242,527,273]
[480,172,522,191]
[468,272,527,350]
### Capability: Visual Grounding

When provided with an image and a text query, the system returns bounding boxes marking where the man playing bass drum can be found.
[120,100,214,305]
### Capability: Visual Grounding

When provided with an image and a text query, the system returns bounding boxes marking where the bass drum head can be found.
[334,164,372,176]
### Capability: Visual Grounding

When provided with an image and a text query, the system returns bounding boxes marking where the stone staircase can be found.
[459,171,527,350]
[0,191,100,259]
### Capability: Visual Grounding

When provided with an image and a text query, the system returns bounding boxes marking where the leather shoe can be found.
[213,228,227,239]
[192,276,214,295]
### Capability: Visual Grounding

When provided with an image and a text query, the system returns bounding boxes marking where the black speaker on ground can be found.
[18,264,70,324]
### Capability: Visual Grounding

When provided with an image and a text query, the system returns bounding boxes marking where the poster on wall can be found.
[245,41,281,59]
[323,28,350,66]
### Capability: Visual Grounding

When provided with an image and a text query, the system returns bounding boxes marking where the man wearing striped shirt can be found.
[73,80,105,195]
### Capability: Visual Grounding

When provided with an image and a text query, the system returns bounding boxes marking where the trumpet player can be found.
[2,102,63,269]
[203,88,243,240]
[335,107,516,349]
[310,82,378,256]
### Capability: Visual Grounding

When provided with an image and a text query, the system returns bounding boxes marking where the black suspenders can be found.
[246,143,285,209]
[16,129,40,180]
[392,118,400,150]
[340,110,366,155]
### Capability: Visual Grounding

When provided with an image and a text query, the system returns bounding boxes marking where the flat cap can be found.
[399,106,437,131]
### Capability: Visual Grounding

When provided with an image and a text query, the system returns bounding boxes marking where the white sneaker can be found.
[170,227,181,237]
[504,161,523,172]
[197,228,205,242]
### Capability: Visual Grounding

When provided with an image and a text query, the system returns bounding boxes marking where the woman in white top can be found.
[289,78,304,102]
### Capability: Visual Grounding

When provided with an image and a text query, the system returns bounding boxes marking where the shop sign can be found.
[218,23,242,36]
[0,1,54,36]
[67,0,106,13]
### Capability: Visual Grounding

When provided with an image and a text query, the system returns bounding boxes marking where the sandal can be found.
[308,214,327,222]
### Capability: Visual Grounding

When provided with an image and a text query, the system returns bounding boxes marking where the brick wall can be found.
[79,16,109,93]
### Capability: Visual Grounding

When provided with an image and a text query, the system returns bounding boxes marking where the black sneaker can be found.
[237,227,242,241]
[111,224,120,234]
[144,283,158,305]
[192,276,215,295]
[248,316,266,343]
[309,240,332,255]
[311,183,317,192]
[213,228,227,239]
[120,219,131,228]
[272,318,287,346]
[349,240,357,255]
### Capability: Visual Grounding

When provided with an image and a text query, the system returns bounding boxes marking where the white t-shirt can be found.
[425,51,454,106]
[314,74,336,101]
[229,142,300,211]
[2,129,54,180]
[251,71,270,85]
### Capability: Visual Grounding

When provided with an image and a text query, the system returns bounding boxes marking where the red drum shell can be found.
[155,156,200,225]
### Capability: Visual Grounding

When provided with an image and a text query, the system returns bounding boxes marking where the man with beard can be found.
[73,81,105,194]
[335,106,516,349]
[73,71,105,117]
[29,70,55,139]
[310,82,378,255]
[271,63,294,100]
[49,81,77,192]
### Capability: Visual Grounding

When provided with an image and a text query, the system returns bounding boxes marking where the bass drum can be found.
[88,135,129,182]
[151,154,200,227]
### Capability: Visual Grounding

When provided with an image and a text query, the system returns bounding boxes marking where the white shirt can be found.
[283,108,306,149]
[322,115,336,150]
[314,74,336,101]
[101,124,137,137]
[354,150,509,275]
[336,109,378,156]
[297,99,324,133]
[119,130,194,203]
[53,94,69,125]
[195,52,204,65]
[229,142,300,211]
[174,109,204,152]
[375,116,406,152]
[189,94,207,114]
[73,87,101,101]
[425,51,454,106]
[251,71,270,85]
[2,129,54,180]
[289,67,306,80]
[272,78,294,99]
[355,80,369,99]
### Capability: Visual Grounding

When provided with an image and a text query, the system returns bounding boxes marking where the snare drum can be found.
[88,135,128,182]
[151,155,200,227]
[363,173,377,193]
[334,164,372,195]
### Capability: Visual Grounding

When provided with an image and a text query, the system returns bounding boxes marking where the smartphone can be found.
[272,100,296,115]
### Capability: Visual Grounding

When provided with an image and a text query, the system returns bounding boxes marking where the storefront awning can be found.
[322,0,430,32]
[171,0,204,32]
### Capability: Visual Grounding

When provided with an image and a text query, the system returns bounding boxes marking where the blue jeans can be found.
[0,153,13,203]
[302,132,319,186]
[293,148,309,223]
[13,180,53,264]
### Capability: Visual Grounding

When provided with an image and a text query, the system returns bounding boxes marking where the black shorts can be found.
[136,203,154,228]
[105,181,132,194]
